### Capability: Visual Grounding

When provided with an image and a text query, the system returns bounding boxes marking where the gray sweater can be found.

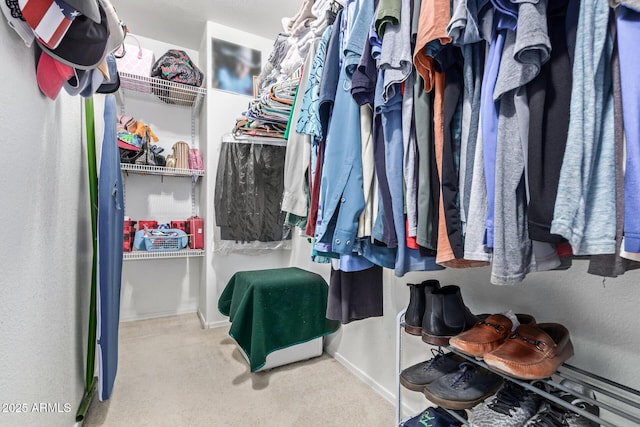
[491,0,551,285]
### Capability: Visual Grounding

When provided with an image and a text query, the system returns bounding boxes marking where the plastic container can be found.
[186,216,204,249]
[170,220,187,232]
[138,220,158,231]
[143,229,188,252]
[123,219,137,252]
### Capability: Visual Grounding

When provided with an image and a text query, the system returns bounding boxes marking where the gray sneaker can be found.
[524,379,599,427]
[400,349,466,392]
[469,382,541,426]
[423,362,504,410]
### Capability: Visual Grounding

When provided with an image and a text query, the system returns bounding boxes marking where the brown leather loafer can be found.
[483,323,574,380]
[449,313,536,358]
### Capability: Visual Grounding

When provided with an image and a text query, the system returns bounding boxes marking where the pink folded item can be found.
[118,139,141,151]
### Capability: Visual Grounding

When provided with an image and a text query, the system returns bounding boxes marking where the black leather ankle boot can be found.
[422,285,478,346]
[405,280,440,335]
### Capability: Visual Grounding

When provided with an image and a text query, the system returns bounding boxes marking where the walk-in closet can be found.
[1,0,639,426]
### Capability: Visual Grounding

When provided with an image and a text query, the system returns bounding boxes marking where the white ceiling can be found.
[110,0,302,49]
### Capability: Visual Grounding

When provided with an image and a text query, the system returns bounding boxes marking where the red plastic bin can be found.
[138,220,158,231]
[123,219,137,252]
[186,216,204,249]
[170,220,187,232]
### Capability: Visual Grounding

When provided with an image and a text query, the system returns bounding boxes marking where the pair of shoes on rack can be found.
[468,382,543,426]
[401,406,465,427]
[450,313,574,380]
[400,349,503,410]
[524,379,600,426]
[400,348,466,392]
[469,379,599,427]
[404,280,478,346]
[422,362,504,410]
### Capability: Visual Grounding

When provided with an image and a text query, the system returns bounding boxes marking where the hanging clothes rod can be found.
[222,133,287,147]
[326,0,344,25]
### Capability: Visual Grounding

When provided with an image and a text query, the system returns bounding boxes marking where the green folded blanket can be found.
[218,267,340,371]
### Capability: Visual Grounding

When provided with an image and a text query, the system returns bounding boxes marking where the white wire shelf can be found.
[121,163,205,177]
[123,249,205,261]
[118,72,207,113]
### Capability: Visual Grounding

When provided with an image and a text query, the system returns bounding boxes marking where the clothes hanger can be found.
[326,0,343,25]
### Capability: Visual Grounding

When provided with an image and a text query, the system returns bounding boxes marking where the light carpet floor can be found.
[83,314,394,427]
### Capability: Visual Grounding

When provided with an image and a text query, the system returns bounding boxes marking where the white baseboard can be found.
[331,352,421,417]
[197,310,229,329]
[204,320,229,329]
[197,310,207,328]
[119,308,197,323]
[332,352,395,404]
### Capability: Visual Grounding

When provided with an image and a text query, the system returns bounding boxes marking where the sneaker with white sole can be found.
[469,382,542,426]
[524,379,599,426]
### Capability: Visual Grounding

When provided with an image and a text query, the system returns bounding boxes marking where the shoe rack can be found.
[395,309,640,426]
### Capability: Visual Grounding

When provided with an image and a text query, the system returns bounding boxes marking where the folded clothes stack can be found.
[233,77,298,139]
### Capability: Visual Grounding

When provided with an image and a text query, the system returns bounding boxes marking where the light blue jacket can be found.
[314,0,373,256]
[550,0,616,255]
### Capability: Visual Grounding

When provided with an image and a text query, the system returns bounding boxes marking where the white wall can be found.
[0,27,91,427]
[199,22,291,327]
[114,35,204,321]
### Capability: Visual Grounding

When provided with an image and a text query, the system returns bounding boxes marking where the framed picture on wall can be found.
[211,38,262,97]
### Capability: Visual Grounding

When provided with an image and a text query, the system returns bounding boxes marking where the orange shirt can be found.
[414,0,489,268]
[413,0,452,92]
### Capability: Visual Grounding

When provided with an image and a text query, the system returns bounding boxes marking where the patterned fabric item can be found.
[19,0,76,49]
[469,382,541,427]
[5,0,24,18]
[2,0,35,46]
[115,36,156,92]
[151,49,204,105]
[151,49,203,86]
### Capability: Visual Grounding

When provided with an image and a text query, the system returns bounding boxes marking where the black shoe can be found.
[524,379,599,426]
[423,362,503,410]
[422,285,478,346]
[405,280,440,335]
[400,348,465,392]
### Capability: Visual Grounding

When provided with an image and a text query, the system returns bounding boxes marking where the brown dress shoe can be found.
[449,313,536,358]
[483,323,574,380]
